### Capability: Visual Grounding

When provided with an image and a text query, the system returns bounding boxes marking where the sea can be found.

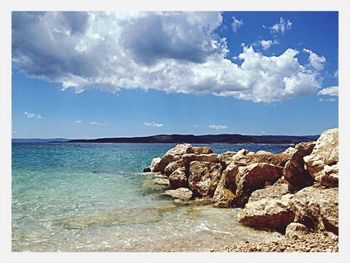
[12,142,290,252]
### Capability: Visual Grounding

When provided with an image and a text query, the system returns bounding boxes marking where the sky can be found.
[12,11,338,139]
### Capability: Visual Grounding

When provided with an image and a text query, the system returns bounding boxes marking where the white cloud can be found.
[317,86,338,96]
[24,111,43,119]
[319,97,336,102]
[209,124,228,130]
[270,17,292,34]
[232,16,243,32]
[144,122,164,127]
[260,39,279,50]
[75,120,82,123]
[303,49,326,71]
[89,121,105,125]
[12,12,324,103]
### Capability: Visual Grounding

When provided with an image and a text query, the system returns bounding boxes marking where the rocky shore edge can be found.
[143,128,339,252]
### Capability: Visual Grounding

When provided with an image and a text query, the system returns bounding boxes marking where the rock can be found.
[256,150,272,155]
[235,163,284,206]
[164,159,185,177]
[248,182,290,203]
[153,177,170,186]
[165,144,192,156]
[289,186,338,235]
[283,141,315,190]
[174,196,213,206]
[237,194,295,233]
[283,147,297,156]
[150,157,162,172]
[182,154,219,166]
[169,167,188,189]
[152,154,181,174]
[143,167,151,172]
[164,188,193,201]
[213,163,239,207]
[186,146,213,155]
[304,128,338,187]
[322,163,339,187]
[231,153,289,167]
[218,151,237,165]
[188,161,222,197]
[285,223,310,238]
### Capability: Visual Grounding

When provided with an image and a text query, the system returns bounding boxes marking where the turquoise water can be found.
[12,143,288,252]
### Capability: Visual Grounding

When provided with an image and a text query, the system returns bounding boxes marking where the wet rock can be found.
[169,167,188,189]
[153,177,170,186]
[285,222,310,238]
[188,161,222,197]
[283,141,316,190]
[304,128,338,187]
[186,146,213,155]
[174,196,213,206]
[164,188,193,201]
[164,159,185,177]
[289,185,338,235]
[235,163,284,207]
[143,167,151,172]
[237,194,295,233]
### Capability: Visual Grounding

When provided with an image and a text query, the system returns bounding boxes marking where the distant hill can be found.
[67,134,319,144]
[12,138,68,143]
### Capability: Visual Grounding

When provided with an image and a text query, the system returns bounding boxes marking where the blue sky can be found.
[12,11,338,138]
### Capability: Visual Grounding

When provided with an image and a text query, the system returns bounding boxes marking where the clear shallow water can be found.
[12,142,289,252]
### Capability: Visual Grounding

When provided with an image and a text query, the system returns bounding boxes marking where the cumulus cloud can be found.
[144,122,164,127]
[269,17,292,34]
[260,39,279,50]
[24,111,43,119]
[209,124,228,130]
[232,16,243,32]
[303,49,326,71]
[12,12,323,103]
[317,86,338,96]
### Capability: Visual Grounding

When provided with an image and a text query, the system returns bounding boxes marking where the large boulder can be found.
[232,153,290,167]
[304,128,338,187]
[283,142,316,190]
[234,163,284,206]
[152,154,181,174]
[168,167,188,189]
[237,194,295,233]
[164,159,185,177]
[213,163,239,207]
[285,222,310,239]
[164,188,193,201]
[150,157,162,172]
[182,154,219,166]
[248,181,290,203]
[188,161,222,197]
[218,151,237,165]
[289,185,338,235]
[186,146,213,155]
[165,144,192,156]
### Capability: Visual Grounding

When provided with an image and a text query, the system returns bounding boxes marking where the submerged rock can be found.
[188,161,222,197]
[304,128,338,187]
[164,188,193,201]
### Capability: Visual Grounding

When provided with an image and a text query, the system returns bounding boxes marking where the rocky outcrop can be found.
[289,185,338,235]
[248,182,290,203]
[218,151,237,165]
[169,167,187,189]
[237,194,295,233]
[182,154,219,166]
[188,161,222,197]
[164,188,193,201]
[304,128,338,187]
[186,146,213,155]
[283,142,315,191]
[234,163,284,206]
[164,159,185,177]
